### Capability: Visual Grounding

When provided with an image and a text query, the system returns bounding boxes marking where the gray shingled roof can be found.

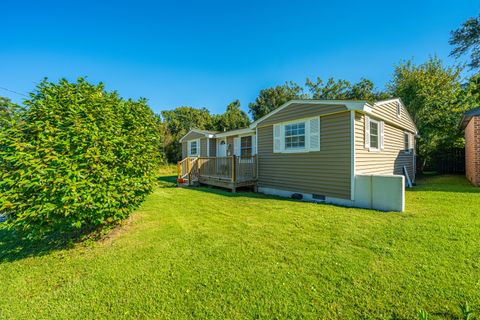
[460,107,480,129]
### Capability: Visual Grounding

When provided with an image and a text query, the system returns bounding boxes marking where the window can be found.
[404,132,411,153]
[284,122,305,149]
[365,116,384,151]
[188,139,199,156]
[396,103,401,118]
[273,117,320,153]
[369,120,380,150]
[240,136,252,158]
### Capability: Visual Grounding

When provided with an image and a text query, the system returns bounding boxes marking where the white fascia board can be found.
[214,127,255,138]
[250,99,370,129]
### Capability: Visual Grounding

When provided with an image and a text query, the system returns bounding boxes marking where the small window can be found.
[189,140,198,156]
[240,136,252,158]
[404,133,411,153]
[285,122,306,149]
[396,103,401,118]
[369,120,380,150]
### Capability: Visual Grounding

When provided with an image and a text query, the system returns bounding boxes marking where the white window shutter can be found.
[364,116,370,149]
[309,117,320,151]
[273,124,281,153]
[252,135,257,155]
[380,121,385,150]
[408,133,413,150]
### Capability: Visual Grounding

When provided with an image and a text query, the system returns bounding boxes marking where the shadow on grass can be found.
[157,175,178,187]
[0,227,78,263]
[0,222,109,264]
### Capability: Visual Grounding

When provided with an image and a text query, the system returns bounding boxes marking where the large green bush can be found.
[0,79,163,236]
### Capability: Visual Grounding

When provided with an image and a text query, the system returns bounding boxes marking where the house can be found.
[460,107,480,186]
[178,98,418,212]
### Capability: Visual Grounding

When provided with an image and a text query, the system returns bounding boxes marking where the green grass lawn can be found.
[0,174,479,319]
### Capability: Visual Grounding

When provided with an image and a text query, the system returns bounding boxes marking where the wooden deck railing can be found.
[178,156,257,185]
[177,157,198,182]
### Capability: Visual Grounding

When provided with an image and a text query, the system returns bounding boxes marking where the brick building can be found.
[460,108,480,186]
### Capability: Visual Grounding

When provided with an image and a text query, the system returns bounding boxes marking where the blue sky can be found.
[1,0,478,116]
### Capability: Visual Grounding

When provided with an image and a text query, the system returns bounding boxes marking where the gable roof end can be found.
[179,129,217,142]
[372,98,418,133]
[250,99,372,128]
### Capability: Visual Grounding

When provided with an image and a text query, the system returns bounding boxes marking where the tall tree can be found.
[305,77,351,99]
[388,57,467,168]
[306,77,389,101]
[248,81,307,120]
[215,100,250,131]
[450,14,480,69]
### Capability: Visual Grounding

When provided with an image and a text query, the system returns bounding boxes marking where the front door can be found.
[217,139,227,157]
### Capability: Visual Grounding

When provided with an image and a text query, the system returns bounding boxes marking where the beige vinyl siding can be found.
[355,112,416,181]
[182,142,188,159]
[200,138,208,157]
[258,112,352,200]
[209,138,216,157]
[372,101,416,133]
[257,103,348,127]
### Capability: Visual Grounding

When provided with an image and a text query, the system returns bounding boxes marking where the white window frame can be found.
[284,121,306,151]
[188,139,200,157]
[404,132,412,154]
[273,116,320,154]
[368,119,381,152]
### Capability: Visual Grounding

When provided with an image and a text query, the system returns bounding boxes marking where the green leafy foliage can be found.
[450,14,480,69]
[248,81,307,120]
[305,77,389,101]
[0,79,163,237]
[388,57,472,169]
[214,99,250,131]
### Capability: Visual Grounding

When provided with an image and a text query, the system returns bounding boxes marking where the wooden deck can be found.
[178,156,257,192]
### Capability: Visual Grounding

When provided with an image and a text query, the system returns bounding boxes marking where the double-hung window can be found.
[404,132,412,153]
[240,136,252,158]
[273,116,320,153]
[365,116,384,151]
[284,122,306,150]
[188,139,199,156]
[369,120,380,150]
